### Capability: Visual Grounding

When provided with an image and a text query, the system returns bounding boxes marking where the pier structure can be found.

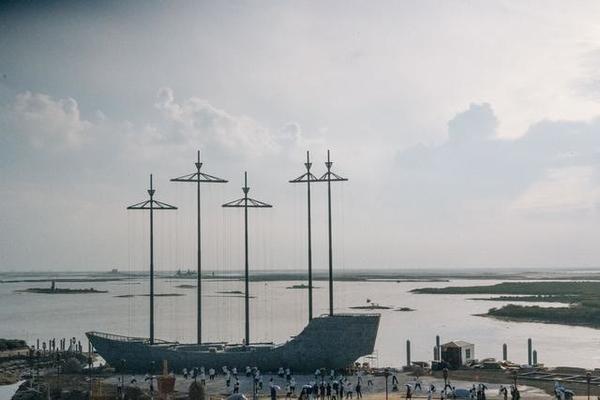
[127,174,177,344]
[223,172,272,345]
[171,150,227,344]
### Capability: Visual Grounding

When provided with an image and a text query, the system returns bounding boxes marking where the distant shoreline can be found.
[4,268,600,284]
[413,281,600,330]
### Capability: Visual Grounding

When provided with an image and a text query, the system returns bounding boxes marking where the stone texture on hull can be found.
[87,313,380,372]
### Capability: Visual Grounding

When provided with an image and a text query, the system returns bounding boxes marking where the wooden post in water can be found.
[503,343,508,361]
[406,340,411,367]
[527,338,533,366]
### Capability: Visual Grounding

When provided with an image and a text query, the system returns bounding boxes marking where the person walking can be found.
[405,384,413,400]
[332,380,339,400]
[271,383,280,400]
[413,376,422,392]
[345,381,353,399]
[290,377,296,395]
[392,375,399,392]
[499,385,508,400]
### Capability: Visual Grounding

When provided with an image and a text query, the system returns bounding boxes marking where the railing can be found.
[87,331,172,344]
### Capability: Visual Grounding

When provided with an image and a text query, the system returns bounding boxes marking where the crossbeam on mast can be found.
[289,151,318,321]
[316,150,347,317]
[127,174,177,345]
[222,172,272,346]
[170,150,228,345]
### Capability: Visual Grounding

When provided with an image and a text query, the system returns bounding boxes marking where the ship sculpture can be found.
[87,151,380,372]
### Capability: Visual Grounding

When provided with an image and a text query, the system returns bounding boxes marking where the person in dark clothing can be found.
[479,383,488,400]
[356,382,362,399]
[271,384,278,400]
[405,384,412,400]
[499,385,508,400]
[392,376,399,392]
[327,382,332,400]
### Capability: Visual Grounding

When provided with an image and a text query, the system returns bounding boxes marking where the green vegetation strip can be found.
[411,281,600,329]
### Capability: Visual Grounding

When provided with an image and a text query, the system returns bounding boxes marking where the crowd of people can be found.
[124,365,375,399]
[116,365,556,400]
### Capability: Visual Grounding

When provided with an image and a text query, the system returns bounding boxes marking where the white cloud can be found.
[394,103,600,218]
[154,87,280,158]
[448,103,498,143]
[1,91,91,149]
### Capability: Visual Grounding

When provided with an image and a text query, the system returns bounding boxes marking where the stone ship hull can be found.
[86,313,380,372]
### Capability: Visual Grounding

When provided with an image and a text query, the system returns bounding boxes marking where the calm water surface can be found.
[1,277,599,369]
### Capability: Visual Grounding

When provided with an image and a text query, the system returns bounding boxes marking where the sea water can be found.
[1,277,599,369]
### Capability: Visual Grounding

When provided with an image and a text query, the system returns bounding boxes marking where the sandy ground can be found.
[102,372,553,399]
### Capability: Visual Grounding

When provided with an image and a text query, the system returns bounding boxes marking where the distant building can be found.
[441,341,475,368]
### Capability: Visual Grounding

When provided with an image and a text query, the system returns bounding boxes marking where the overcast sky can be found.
[2,1,600,271]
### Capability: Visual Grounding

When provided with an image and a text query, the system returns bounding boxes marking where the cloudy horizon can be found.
[2,1,600,271]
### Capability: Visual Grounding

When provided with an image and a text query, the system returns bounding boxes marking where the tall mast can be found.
[289,151,318,321]
[171,151,227,344]
[317,150,347,316]
[127,174,177,344]
[222,172,272,345]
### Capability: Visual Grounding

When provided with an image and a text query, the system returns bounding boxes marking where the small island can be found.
[176,284,196,289]
[350,299,393,310]
[395,307,415,312]
[286,284,320,289]
[17,281,107,294]
[115,293,185,298]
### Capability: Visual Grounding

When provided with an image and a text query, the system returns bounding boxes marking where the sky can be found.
[2,1,600,271]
